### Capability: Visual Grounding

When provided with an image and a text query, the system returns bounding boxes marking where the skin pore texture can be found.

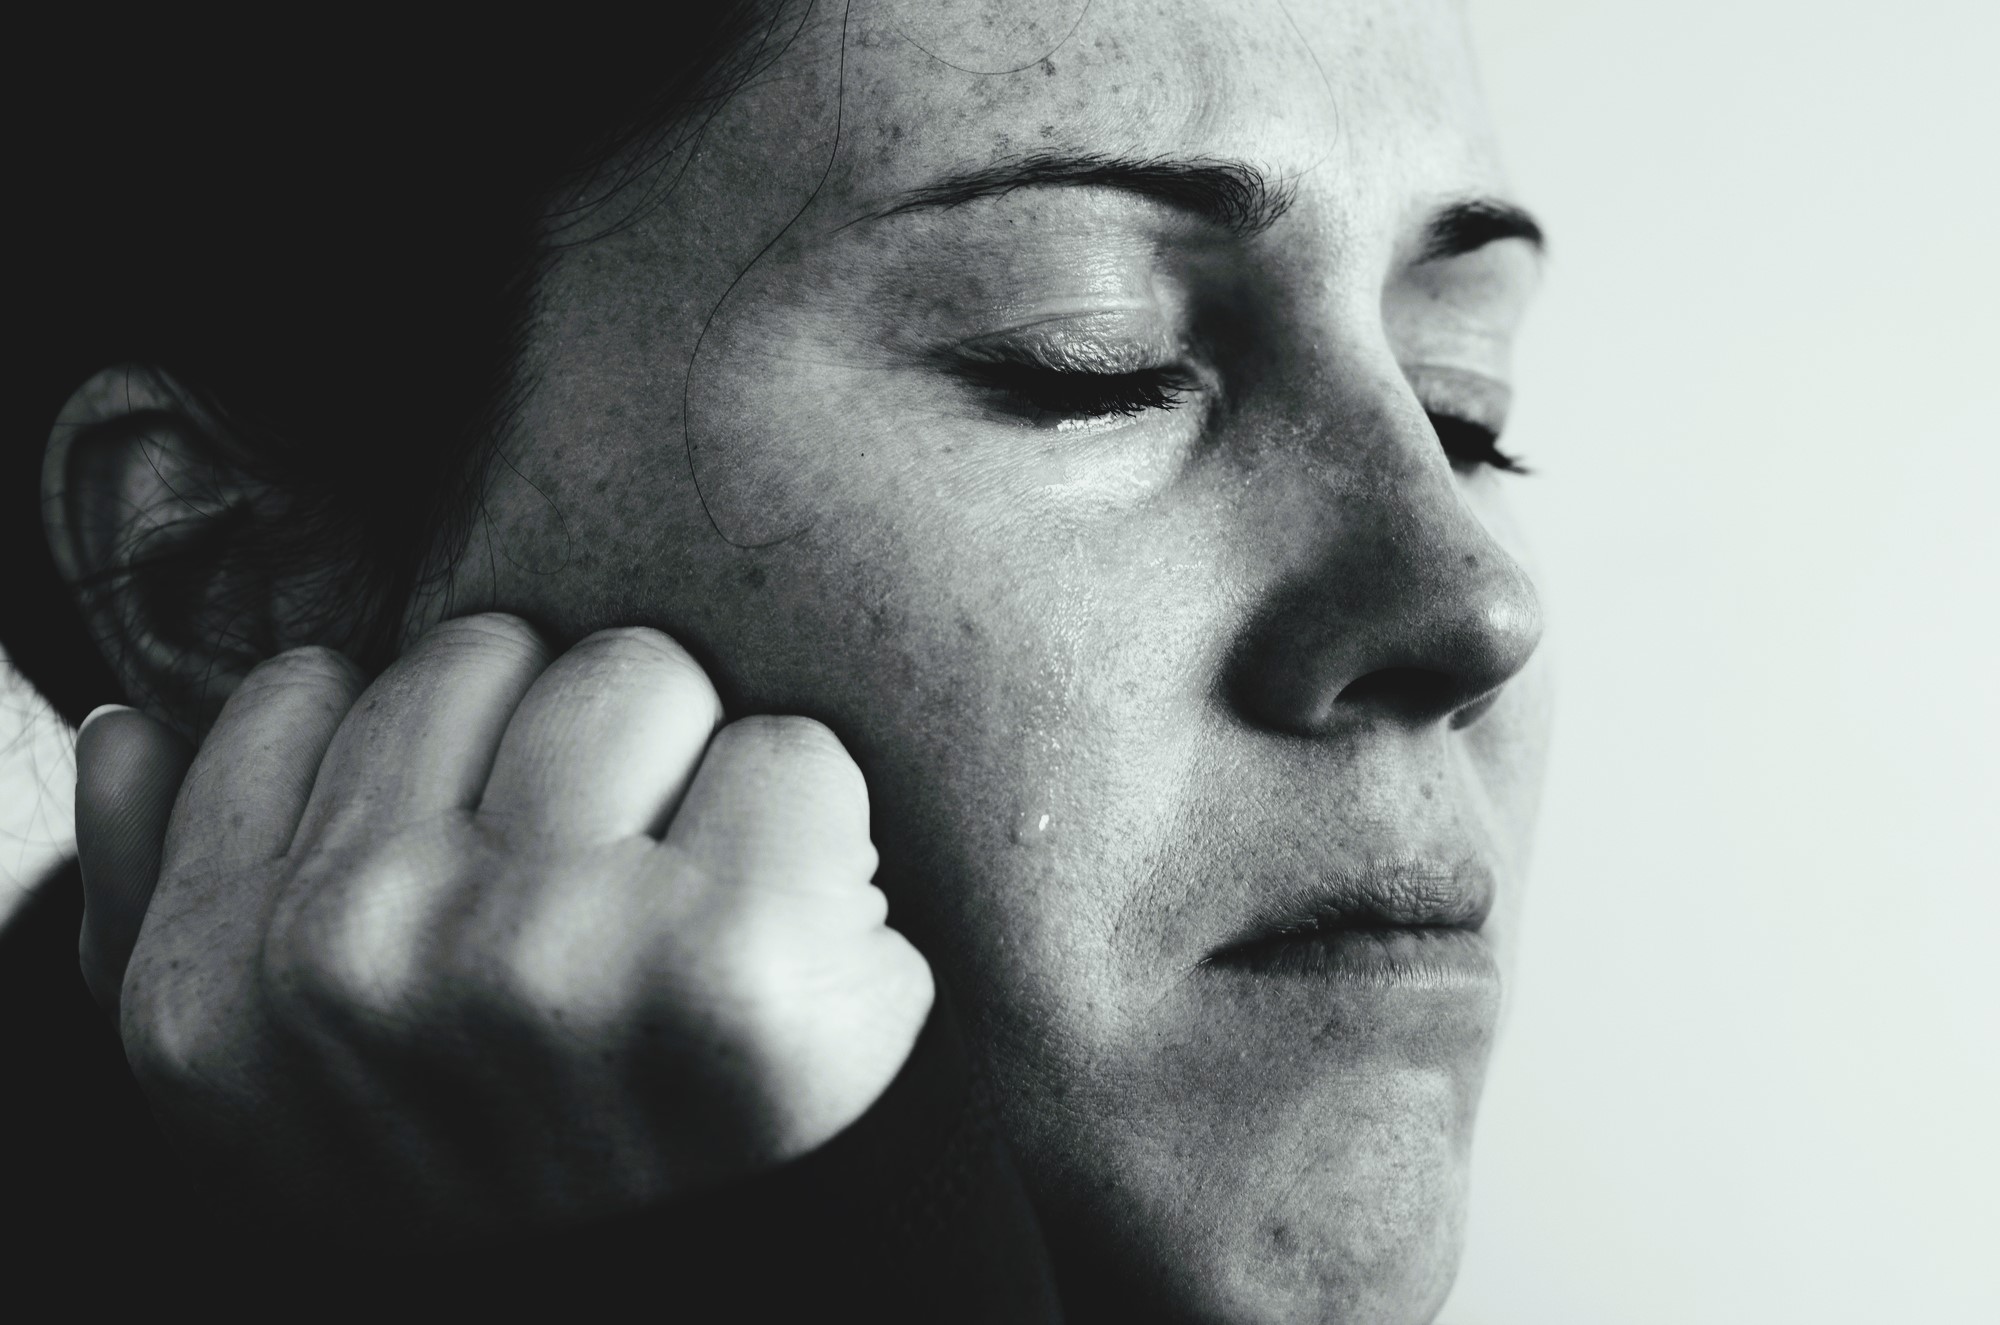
[403,2,1551,1320]
[55,1,1548,1320]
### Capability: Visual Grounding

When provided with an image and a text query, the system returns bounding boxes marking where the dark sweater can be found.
[2,862,1065,1320]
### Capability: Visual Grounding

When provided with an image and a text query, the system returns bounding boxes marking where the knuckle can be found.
[499,939,627,1038]
[850,878,891,929]
[697,922,800,1020]
[706,919,933,1056]
[117,987,169,1078]
[494,894,591,1014]
[879,931,937,1018]
[119,960,225,1096]
[260,856,435,1029]
[491,864,658,1036]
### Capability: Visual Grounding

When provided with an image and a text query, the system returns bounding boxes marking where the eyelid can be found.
[1403,363,1513,430]
[955,309,1183,376]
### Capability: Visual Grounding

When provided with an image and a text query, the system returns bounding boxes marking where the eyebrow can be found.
[851,151,1547,259]
[850,152,1298,238]
[1418,198,1546,261]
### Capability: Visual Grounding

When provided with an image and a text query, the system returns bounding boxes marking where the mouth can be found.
[1203,857,1499,988]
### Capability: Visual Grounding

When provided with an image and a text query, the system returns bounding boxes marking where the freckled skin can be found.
[426,2,1550,1320]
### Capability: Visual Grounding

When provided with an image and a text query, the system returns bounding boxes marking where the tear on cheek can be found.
[1010,806,1058,847]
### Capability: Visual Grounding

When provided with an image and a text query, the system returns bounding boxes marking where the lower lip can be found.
[1211,926,1498,990]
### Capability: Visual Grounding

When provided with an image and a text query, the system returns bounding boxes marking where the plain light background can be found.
[4,2,1994,1319]
[1443,0,1998,1320]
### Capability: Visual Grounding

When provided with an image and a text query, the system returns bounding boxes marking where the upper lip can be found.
[1206,855,1495,964]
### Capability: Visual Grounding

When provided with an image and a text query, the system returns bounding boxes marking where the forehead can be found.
[822,0,1502,229]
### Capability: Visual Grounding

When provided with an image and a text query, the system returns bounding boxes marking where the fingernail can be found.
[76,703,134,740]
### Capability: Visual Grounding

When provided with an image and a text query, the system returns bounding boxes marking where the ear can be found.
[42,365,285,737]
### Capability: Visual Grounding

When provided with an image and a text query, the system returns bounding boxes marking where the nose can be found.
[1226,391,1544,737]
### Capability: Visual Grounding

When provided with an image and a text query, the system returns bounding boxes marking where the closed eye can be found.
[961,361,1199,428]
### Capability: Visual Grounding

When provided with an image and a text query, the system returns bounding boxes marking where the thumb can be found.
[74,704,195,1014]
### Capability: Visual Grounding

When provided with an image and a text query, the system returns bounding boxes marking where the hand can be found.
[72,614,934,1243]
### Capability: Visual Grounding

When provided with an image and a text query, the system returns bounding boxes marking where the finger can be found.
[157,646,366,885]
[292,613,551,850]
[478,627,723,846]
[74,705,195,1012]
[663,715,877,896]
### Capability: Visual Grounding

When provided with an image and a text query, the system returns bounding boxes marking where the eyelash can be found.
[1429,412,1529,475]
[967,360,1198,423]
[968,360,1528,474]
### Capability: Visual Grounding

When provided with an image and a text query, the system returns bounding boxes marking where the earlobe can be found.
[42,365,276,731]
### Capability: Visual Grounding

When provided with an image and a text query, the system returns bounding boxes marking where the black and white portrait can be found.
[5,3,1991,1320]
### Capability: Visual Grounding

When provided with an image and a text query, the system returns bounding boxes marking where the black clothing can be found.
[2,863,1065,1320]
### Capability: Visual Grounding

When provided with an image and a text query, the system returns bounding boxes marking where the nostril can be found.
[1333,667,1464,724]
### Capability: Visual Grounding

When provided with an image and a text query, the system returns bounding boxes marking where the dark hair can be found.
[7,9,788,727]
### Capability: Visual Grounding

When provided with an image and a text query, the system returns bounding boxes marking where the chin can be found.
[1058,1200,1469,1324]
[1036,1062,1478,1324]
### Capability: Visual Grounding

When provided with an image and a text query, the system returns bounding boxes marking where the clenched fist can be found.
[72,614,934,1243]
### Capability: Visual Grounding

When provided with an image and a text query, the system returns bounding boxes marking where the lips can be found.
[1204,856,1498,986]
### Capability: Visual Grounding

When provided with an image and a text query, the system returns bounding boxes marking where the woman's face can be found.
[442,1,1549,1318]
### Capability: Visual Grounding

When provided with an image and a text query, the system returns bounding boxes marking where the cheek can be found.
[677,315,854,549]
[701,512,1226,1005]
[660,361,1232,1008]
[498,277,1237,1016]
